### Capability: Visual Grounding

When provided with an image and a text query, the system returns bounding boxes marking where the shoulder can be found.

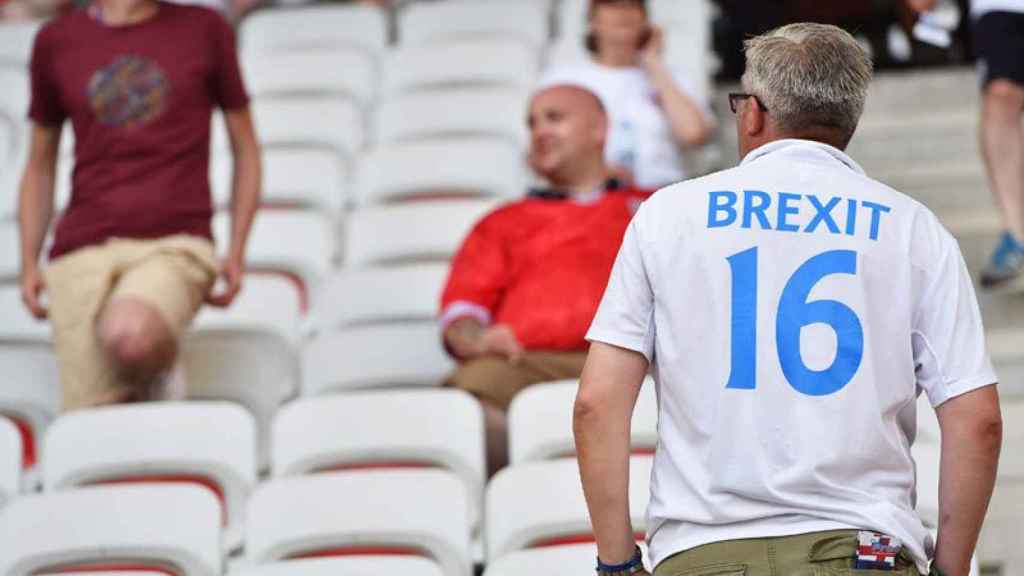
[471,198,538,229]
[162,1,231,29]
[35,10,83,48]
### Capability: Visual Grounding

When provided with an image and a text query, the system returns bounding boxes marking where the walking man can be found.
[575,23,1002,576]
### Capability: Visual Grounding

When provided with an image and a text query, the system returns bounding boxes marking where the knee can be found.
[97,301,171,369]
[984,79,1024,110]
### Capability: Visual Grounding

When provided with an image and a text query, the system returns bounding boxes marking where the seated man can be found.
[439,84,652,474]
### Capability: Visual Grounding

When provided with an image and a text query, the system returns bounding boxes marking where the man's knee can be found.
[96,299,174,370]
[984,79,1024,110]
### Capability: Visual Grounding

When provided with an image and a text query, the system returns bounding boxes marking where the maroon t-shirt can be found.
[28,3,249,259]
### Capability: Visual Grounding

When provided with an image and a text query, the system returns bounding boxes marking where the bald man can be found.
[439,85,654,474]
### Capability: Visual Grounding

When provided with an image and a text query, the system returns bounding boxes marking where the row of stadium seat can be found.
[3,393,1020,573]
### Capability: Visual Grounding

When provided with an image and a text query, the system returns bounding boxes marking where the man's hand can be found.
[20,266,47,319]
[444,317,524,363]
[639,26,665,71]
[205,254,243,308]
[475,324,524,364]
[907,0,939,13]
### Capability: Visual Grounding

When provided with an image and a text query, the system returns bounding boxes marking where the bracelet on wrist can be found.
[597,545,645,575]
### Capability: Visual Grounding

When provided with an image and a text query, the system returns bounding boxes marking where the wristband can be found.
[597,545,645,575]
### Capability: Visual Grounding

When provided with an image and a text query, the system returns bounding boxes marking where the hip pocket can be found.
[668,563,747,576]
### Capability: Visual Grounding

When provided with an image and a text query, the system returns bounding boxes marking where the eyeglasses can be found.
[728,93,768,113]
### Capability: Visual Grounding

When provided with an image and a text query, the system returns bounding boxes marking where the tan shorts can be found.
[44,235,218,411]
[446,351,588,409]
[654,530,924,576]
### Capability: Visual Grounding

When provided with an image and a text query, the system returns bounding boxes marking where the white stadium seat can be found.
[399,0,549,50]
[0,285,50,343]
[484,543,653,576]
[508,377,658,464]
[556,0,587,38]
[192,273,304,343]
[485,457,652,561]
[651,0,712,48]
[246,470,472,576]
[345,199,498,267]
[251,97,364,162]
[239,4,387,56]
[180,332,297,473]
[0,67,29,119]
[232,557,445,576]
[355,138,524,206]
[0,20,41,66]
[213,210,337,289]
[242,49,376,108]
[0,417,20,507]
[381,40,538,97]
[42,402,257,552]
[374,89,528,146]
[310,263,447,329]
[0,220,19,282]
[211,148,348,212]
[272,389,485,529]
[302,323,453,396]
[0,344,60,474]
[0,484,221,576]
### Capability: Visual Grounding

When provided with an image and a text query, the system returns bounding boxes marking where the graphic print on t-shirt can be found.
[87,55,169,128]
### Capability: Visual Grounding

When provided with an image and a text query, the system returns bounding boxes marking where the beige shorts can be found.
[44,235,218,411]
[446,351,588,409]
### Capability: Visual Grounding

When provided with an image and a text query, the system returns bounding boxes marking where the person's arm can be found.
[907,0,939,13]
[641,29,714,147]
[17,122,62,319]
[574,341,650,571]
[206,107,261,307]
[932,385,1002,576]
[443,317,523,363]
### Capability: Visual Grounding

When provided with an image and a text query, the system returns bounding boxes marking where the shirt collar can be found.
[739,139,866,176]
[528,178,622,205]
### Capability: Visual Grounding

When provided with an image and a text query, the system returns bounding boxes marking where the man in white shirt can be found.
[912,0,1024,289]
[575,23,1002,576]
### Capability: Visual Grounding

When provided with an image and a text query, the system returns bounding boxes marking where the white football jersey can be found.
[587,139,997,573]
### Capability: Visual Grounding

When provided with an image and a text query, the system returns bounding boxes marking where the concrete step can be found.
[849,111,977,169]
[861,68,980,117]
[989,329,1024,397]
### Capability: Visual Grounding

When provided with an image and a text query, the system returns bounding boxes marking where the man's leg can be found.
[45,245,128,410]
[95,297,178,399]
[448,351,589,476]
[98,237,217,401]
[980,79,1024,241]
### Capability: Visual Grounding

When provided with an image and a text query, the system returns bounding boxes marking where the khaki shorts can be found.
[44,235,218,411]
[446,351,588,409]
[654,530,924,576]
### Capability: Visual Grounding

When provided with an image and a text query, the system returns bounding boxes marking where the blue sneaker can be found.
[980,231,1024,289]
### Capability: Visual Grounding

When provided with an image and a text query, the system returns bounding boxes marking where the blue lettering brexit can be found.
[707,190,892,242]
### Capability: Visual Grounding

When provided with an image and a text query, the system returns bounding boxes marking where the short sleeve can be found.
[27,27,65,126]
[586,213,656,361]
[210,12,249,110]
[439,210,510,327]
[912,236,997,407]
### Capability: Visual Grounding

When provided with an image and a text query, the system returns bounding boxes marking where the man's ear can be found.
[744,98,766,138]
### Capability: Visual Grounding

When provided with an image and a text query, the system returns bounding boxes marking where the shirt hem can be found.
[586,328,652,362]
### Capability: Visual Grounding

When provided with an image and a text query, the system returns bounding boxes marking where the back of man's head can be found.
[743,23,873,147]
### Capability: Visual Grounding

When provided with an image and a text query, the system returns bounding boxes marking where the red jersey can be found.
[440,186,652,353]
[28,3,249,259]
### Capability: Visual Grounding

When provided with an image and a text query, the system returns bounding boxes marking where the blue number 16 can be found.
[725,247,864,396]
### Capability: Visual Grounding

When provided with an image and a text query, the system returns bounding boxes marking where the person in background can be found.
[576,22,1000,576]
[541,0,714,189]
[440,84,652,476]
[912,0,1024,289]
[18,0,261,410]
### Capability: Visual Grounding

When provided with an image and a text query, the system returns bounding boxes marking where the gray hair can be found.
[742,23,873,143]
